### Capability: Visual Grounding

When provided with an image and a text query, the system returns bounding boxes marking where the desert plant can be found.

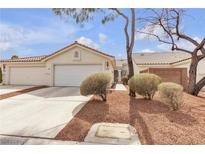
[158,82,183,111]
[80,72,112,101]
[122,77,129,85]
[128,73,161,99]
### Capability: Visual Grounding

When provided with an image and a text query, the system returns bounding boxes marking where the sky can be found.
[0,8,205,60]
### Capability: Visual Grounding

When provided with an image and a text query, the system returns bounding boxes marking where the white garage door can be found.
[9,66,46,85]
[54,64,102,86]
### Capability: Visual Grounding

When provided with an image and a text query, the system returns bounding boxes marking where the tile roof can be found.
[42,41,114,61]
[0,42,114,63]
[132,52,191,65]
[0,55,47,62]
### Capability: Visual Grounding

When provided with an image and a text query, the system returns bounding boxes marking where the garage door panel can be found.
[54,65,102,86]
[10,67,46,85]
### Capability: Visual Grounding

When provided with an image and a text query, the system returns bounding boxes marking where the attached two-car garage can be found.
[54,64,102,86]
[9,64,103,87]
[9,64,102,86]
[2,42,115,86]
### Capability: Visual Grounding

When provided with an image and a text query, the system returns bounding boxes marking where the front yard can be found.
[199,91,205,99]
[55,90,205,144]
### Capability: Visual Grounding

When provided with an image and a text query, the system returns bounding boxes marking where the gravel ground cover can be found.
[55,90,205,144]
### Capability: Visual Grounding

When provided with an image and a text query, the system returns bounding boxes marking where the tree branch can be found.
[136,30,192,54]
[194,38,205,55]
[171,9,200,47]
[198,55,205,61]
[173,47,192,54]
[158,19,175,50]
[111,8,130,49]
[129,8,135,52]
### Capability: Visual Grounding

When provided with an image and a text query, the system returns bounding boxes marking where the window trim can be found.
[73,50,81,60]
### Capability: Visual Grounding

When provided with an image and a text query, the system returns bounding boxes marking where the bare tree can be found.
[52,8,136,96]
[136,9,205,96]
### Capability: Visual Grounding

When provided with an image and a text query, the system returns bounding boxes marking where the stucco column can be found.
[118,70,121,82]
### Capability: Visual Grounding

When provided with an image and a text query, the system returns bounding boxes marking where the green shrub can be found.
[158,82,183,111]
[128,73,161,99]
[122,77,128,85]
[80,72,112,101]
[0,67,2,83]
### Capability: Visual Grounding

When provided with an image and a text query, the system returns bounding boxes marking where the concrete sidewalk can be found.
[0,135,101,145]
[0,87,91,139]
[0,135,80,145]
[0,85,34,95]
[114,84,127,91]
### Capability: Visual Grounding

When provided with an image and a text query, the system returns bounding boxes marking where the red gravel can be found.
[55,90,205,145]
[0,86,47,100]
[199,91,205,99]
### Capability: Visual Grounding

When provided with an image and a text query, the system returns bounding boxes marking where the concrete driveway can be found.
[0,87,92,139]
[0,85,34,95]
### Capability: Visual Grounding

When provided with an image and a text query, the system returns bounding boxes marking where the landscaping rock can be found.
[84,123,141,145]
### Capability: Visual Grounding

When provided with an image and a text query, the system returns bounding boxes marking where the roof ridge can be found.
[17,55,47,59]
[41,41,114,61]
[0,41,114,63]
[133,51,189,54]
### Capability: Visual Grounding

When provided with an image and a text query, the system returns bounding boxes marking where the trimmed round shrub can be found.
[158,82,183,111]
[80,72,112,101]
[128,73,161,99]
[122,77,128,85]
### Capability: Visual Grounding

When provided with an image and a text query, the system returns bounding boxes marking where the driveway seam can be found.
[0,86,48,100]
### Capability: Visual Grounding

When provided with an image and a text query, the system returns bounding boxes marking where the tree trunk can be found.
[193,77,205,96]
[187,55,198,94]
[127,8,135,79]
[127,49,135,97]
[128,8,135,97]
[127,50,134,78]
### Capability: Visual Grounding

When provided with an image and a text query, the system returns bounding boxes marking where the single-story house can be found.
[0,41,115,86]
[116,51,205,89]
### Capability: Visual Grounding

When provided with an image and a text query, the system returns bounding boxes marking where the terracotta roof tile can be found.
[0,42,114,63]
[42,41,114,61]
[0,55,47,62]
[132,52,191,65]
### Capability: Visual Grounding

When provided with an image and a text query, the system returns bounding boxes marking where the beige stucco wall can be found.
[133,58,205,89]
[45,46,114,86]
[134,64,171,74]
[172,59,205,83]
[1,45,114,86]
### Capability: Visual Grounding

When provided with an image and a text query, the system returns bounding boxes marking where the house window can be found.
[105,61,109,70]
[73,51,81,60]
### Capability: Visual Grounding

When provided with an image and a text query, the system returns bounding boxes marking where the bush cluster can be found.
[80,72,112,101]
[158,82,183,111]
[128,73,161,99]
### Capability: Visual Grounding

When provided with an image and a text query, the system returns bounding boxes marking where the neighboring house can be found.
[0,42,115,86]
[116,51,205,89]
[115,59,128,81]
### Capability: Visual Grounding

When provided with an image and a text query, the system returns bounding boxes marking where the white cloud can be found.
[140,49,156,53]
[0,42,15,52]
[136,24,165,41]
[157,37,202,51]
[98,33,108,43]
[77,36,99,49]
[0,21,78,53]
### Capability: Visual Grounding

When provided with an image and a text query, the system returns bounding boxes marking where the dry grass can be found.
[55,90,205,145]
